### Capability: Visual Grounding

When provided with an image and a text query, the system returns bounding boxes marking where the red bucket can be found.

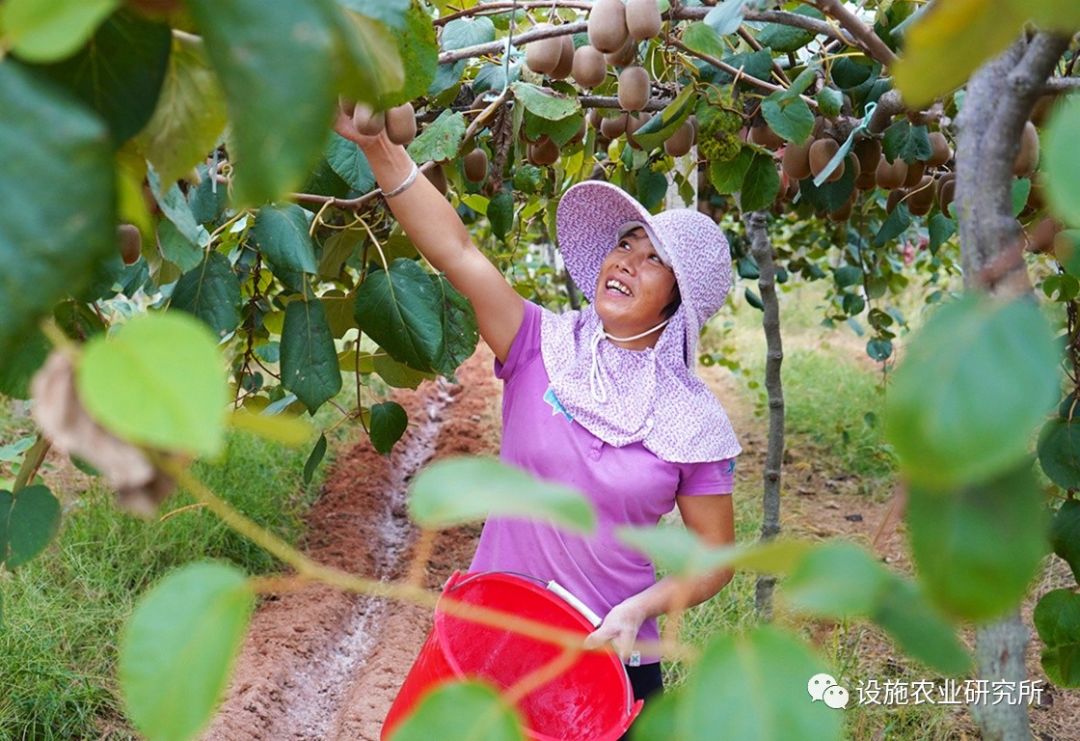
[381,571,643,740]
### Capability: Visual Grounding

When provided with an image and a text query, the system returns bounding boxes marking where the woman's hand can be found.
[333,100,387,150]
[584,600,647,663]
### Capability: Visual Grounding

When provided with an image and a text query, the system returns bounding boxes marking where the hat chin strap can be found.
[589,318,670,403]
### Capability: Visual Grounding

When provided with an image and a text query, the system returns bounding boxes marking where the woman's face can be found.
[593,227,678,339]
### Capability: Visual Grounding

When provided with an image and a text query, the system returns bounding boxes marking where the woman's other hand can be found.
[584,600,647,663]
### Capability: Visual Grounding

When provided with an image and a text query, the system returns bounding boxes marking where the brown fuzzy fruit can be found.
[464,149,488,183]
[525,26,562,75]
[664,119,695,157]
[1028,217,1063,254]
[748,124,783,150]
[875,157,908,189]
[926,131,952,167]
[855,170,877,190]
[626,0,662,40]
[550,35,575,80]
[808,138,839,178]
[118,224,141,265]
[588,0,629,54]
[907,175,936,216]
[853,138,882,173]
[618,66,650,112]
[1013,121,1039,177]
[351,104,385,136]
[600,112,628,138]
[626,112,652,150]
[886,188,907,214]
[572,45,607,89]
[828,195,855,222]
[588,108,603,130]
[529,135,561,166]
[424,164,448,195]
[605,37,637,67]
[937,176,956,215]
[385,103,416,146]
[781,140,813,180]
[902,160,925,188]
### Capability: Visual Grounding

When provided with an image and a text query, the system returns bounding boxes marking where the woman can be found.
[334,107,741,716]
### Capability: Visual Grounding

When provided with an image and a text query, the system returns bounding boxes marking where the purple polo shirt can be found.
[469,299,735,662]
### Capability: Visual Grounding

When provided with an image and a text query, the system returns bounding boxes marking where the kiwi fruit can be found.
[781,140,813,180]
[855,170,877,190]
[118,224,142,265]
[808,138,839,178]
[618,66,650,112]
[606,37,638,68]
[526,26,561,75]
[664,118,696,157]
[1027,217,1063,254]
[886,188,907,214]
[351,104,385,136]
[424,164,448,195]
[875,157,907,190]
[853,138,882,173]
[529,135,561,166]
[907,175,936,216]
[626,112,652,150]
[748,124,783,150]
[600,112,628,138]
[1013,121,1039,177]
[1031,94,1059,126]
[846,153,861,181]
[828,195,855,222]
[937,175,956,214]
[572,45,607,89]
[926,131,952,167]
[899,160,923,188]
[588,108,603,130]
[626,0,662,40]
[385,103,417,146]
[550,35,575,80]
[588,0,629,54]
[464,149,488,183]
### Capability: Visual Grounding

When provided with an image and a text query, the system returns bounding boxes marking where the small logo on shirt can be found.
[726,459,736,474]
[543,385,574,422]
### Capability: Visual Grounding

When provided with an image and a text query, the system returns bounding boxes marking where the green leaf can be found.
[0,328,50,400]
[186,0,340,204]
[866,338,893,361]
[373,353,437,389]
[1037,418,1080,490]
[739,154,780,211]
[833,265,863,288]
[370,2,438,109]
[170,252,242,340]
[1,485,61,568]
[37,10,171,145]
[815,87,843,118]
[409,456,596,533]
[158,219,203,272]
[136,33,228,187]
[78,312,229,457]
[0,62,115,362]
[882,119,932,164]
[407,110,467,163]
[319,228,363,280]
[355,258,444,370]
[677,625,842,739]
[631,85,696,151]
[1012,177,1031,217]
[227,409,314,447]
[441,16,496,50]
[1050,499,1080,582]
[703,0,754,35]
[708,148,754,194]
[119,562,255,741]
[681,22,726,59]
[871,578,972,675]
[1034,588,1080,687]
[1044,93,1080,227]
[370,401,408,455]
[928,212,956,254]
[617,526,812,577]
[757,6,825,52]
[253,204,319,276]
[511,82,580,121]
[488,190,515,241]
[280,299,342,414]
[303,433,328,485]
[388,680,525,741]
[629,691,678,741]
[874,203,913,246]
[148,164,205,245]
[431,274,479,381]
[326,134,377,192]
[1,0,119,63]
[907,461,1048,620]
[884,293,1060,489]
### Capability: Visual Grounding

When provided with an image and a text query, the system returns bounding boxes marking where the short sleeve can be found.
[675,457,736,496]
[493,298,542,381]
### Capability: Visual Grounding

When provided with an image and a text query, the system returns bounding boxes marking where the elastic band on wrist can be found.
[382,162,419,199]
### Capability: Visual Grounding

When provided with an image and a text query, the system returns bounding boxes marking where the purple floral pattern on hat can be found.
[539,181,742,464]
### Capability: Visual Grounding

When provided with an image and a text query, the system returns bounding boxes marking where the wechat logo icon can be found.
[808,673,849,710]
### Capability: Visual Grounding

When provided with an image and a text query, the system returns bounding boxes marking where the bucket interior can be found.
[437,575,630,739]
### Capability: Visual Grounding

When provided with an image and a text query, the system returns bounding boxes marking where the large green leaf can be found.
[326,134,377,192]
[874,203,912,246]
[681,22,726,59]
[760,94,814,144]
[0,62,115,362]
[280,299,342,414]
[631,85,697,152]
[370,401,408,454]
[332,7,406,105]
[756,6,825,52]
[708,148,754,194]
[409,456,596,533]
[441,16,496,51]
[430,274,479,381]
[408,110,467,164]
[373,353,437,389]
[170,251,242,340]
[119,562,255,741]
[882,119,932,164]
[148,164,206,246]
[252,204,319,277]
[354,258,445,370]
[135,32,228,187]
[1050,499,1080,582]
[907,461,1048,621]
[0,328,50,400]
[1037,418,1080,489]
[0,0,119,63]
[186,0,340,204]
[0,485,61,569]
[511,81,580,121]
[371,2,438,109]
[37,10,171,145]
[389,680,525,741]
[1034,588,1080,687]
[617,526,812,577]
[883,293,1060,489]
[1044,93,1080,228]
[870,578,972,675]
[739,153,780,212]
[77,312,229,457]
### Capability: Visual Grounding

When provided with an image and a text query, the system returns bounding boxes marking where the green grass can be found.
[0,428,333,740]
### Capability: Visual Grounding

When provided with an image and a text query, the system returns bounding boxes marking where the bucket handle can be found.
[444,571,602,628]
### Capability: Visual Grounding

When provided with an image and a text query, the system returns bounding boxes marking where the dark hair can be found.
[661,282,682,320]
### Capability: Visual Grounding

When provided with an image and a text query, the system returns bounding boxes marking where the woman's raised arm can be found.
[334,106,524,364]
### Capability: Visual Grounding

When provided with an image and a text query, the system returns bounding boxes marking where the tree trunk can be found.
[744,211,785,622]
[953,31,1069,741]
